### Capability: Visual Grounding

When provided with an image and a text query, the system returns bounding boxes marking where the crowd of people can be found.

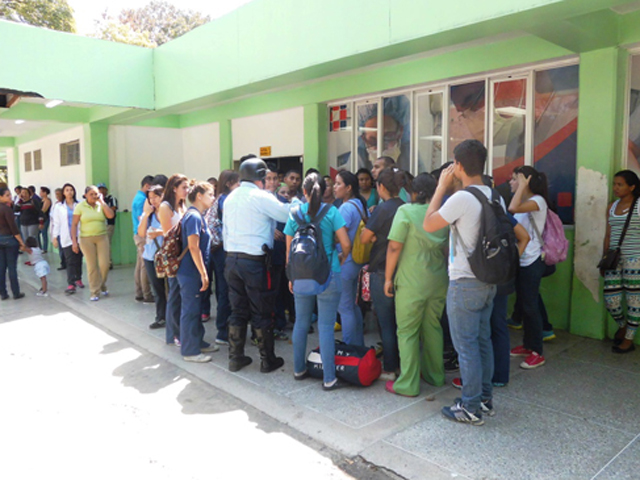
[1,138,638,426]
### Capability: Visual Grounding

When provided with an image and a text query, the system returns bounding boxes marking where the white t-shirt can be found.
[514,195,547,267]
[439,185,506,281]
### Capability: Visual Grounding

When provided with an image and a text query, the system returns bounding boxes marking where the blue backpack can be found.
[286,204,331,295]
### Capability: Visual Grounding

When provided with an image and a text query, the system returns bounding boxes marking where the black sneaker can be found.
[442,400,484,426]
[149,320,166,329]
[444,355,459,372]
[454,396,495,417]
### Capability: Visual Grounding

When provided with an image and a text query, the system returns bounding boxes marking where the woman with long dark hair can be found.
[203,169,240,344]
[508,165,550,369]
[334,170,368,346]
[138,185,167,330]
[52,183,84,294]
[284,173,351,390]
[361,167,410,379]
[158,174,189,346]
[603,170,640,353]
[0,186,26,300]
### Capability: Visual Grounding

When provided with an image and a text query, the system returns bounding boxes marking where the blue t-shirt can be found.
[178,207,211,276]
[132,190,146,234]
[283,202,346,273]
[338,199,368,265]
[142,213,163,262]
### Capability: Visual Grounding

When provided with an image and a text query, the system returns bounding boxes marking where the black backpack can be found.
[456,187,518,285]
[286,204,332,295]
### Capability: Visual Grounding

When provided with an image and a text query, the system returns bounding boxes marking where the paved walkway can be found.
[7,254,640,480]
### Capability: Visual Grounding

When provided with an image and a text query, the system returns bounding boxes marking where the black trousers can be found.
[63,245,83,286]
[144,259,167,322]
[224,254,276,330]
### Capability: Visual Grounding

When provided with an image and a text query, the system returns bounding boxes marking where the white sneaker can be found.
[36,290,48,297]
[183,353,212,363]
[201,344,220,353]
[90,296,99,302]
[101,290,109,296]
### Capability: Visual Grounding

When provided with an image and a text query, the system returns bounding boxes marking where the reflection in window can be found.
[356,96,411,172]
[417,93,443,174]
[492,79,526,172]
[628,56,640,173]
[328,104,352,177]
[534,65,579,224]
[449,81,485,161]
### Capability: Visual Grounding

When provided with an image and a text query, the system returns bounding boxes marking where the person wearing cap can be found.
[223,157,293,373]
[98,183,118,270]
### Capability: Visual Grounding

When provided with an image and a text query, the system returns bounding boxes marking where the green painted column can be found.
[304,104,328,174]
[84,123,110,185]
[13,146,20,186]
[570,47,625,340]
[219,120,233,170]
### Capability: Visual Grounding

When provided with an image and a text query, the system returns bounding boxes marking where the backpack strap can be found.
[349,199,368,224]
[452,187,492,256]
[291,206,306,227]
[528,212,544,247]
[310,204,330,226]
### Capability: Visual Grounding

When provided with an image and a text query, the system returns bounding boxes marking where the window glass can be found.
[491,78,527,199]
[356,100,380,171]
[416,92,444,174]
[534,65,579,224]
[449,81,485,161]
[381,95,412,172]
[328,103,353,177]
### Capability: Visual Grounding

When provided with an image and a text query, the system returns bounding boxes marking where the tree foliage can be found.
[93,1,210,48]
[0,0,76,33]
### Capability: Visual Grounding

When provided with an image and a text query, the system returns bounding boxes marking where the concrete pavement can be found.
[5,253,640,480]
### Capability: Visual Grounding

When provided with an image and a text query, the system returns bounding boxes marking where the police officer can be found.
[223,157,292,373]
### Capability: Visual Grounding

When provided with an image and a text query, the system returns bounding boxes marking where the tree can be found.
[93,1,210,48]
[0,0,76,33]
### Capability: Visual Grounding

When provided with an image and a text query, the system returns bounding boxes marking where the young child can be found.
[24,236,50,297]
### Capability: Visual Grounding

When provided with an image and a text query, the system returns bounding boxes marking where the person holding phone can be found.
[71,185,115,301]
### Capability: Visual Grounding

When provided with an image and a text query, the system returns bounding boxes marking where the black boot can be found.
[255,328,284,373]
[228,325,252,372]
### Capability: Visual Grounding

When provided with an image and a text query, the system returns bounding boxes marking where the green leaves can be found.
[0,0,76,33]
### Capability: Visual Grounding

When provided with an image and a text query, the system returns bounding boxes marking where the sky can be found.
[67,0,255,35]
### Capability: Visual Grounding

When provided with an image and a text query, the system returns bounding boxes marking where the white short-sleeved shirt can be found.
[514,195,547,267]
[439,185,506,281]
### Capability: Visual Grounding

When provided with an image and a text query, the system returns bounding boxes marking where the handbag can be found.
[598,197,637,272]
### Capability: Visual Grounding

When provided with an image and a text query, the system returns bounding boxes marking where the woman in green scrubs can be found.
[383,173,449,397]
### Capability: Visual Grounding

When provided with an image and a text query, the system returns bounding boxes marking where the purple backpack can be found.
[531,210,569,266]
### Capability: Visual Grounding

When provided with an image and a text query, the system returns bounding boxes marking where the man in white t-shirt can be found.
[423,139,497,426]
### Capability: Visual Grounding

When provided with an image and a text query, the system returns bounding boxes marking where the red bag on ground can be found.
[306,340,381,386]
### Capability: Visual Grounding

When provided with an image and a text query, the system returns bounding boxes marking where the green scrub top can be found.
[387,203,449,292]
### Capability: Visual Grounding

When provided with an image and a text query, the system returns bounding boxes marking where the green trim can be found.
[0,138,15,148]
[0,103,90,123]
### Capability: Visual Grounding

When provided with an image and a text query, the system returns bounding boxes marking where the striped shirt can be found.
[609,199,640,257]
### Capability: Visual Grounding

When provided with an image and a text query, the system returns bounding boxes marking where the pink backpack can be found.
[531,210,569,266]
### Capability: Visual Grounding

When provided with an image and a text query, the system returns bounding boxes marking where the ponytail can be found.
[337,170,367,212]
[514,166,549,205]
[303,173,326,217]
[377,167,411,197]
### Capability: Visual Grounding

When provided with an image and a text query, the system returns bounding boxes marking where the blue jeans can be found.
[144,259,166,323]
[40,217,50,251]
[490,293,510,384]
[516,256,546,355]
[0,235,20,297]
[211,248,231,340]
[293,272,341,383]
[447,277,496,412]
[370,272,399,372]
[166,276,181,344]
[338,260,364,346]
[178,272,209,357]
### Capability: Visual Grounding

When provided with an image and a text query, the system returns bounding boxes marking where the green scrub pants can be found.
[393,286,446,396]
